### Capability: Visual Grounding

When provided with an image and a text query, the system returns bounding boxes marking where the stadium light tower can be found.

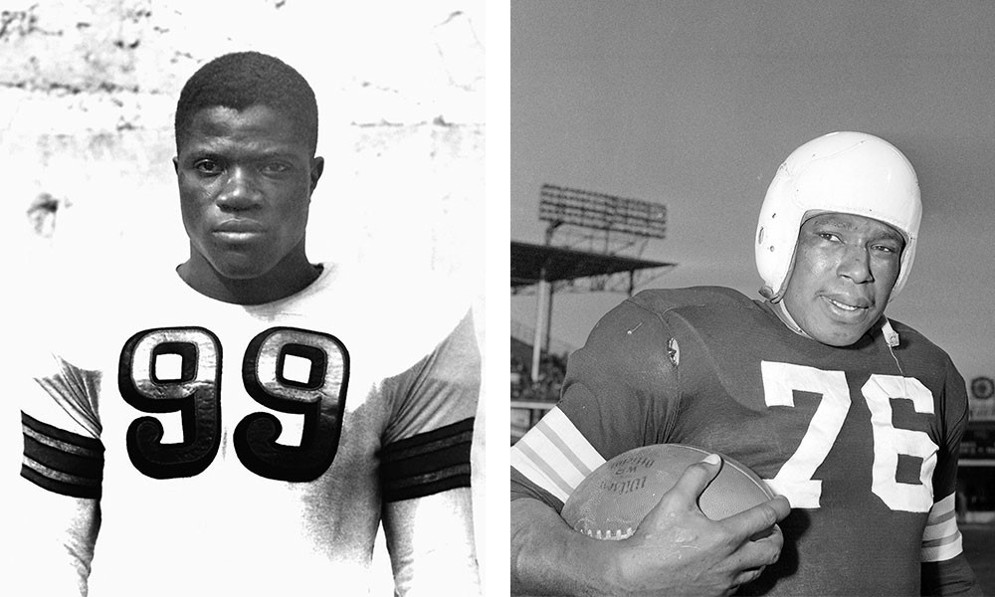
[539,183,667,248]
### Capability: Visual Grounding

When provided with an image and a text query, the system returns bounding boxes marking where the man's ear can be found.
[310,156,325,193]
[172,156,179,174]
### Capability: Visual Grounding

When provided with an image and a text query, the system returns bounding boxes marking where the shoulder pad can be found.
[628,286,752,316]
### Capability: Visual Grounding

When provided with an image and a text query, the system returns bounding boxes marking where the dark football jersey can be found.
[512,286,970,596]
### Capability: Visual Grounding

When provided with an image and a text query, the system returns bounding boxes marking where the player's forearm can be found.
[511,496,621,596]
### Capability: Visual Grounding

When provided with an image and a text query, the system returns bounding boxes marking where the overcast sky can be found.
[510,1,995,402]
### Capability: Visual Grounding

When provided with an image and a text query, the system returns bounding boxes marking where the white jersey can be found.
[19,263,479,596]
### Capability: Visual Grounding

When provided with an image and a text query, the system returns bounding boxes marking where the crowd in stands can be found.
[511,353,567,402]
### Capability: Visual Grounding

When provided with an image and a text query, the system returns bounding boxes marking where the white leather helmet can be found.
[755,131,922,301]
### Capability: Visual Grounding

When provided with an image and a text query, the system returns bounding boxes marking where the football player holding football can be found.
[511,131,980,596]
[18,51,480,596]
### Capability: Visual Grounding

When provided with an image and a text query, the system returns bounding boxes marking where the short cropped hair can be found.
[174,51,318,154]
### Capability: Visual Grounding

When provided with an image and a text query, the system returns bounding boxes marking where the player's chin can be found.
[809,299,887,346]
[208,254,274,281]
[807,316,879,347]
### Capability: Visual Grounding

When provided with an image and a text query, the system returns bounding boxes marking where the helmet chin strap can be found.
[772,300,811,339]
[880,318,900,348]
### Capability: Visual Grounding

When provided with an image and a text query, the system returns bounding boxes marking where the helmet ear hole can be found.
[757,227,765,245]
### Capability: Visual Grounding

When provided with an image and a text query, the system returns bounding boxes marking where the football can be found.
[561,444,775,540]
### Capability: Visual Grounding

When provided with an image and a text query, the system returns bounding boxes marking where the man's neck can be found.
[177,256,323,305]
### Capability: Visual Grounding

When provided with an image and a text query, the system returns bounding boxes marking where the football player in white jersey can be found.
[18,51,480,596]
[510,132,981,595]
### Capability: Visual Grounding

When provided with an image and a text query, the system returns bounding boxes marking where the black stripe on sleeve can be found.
[21,411,104,499]
[380,417,474,502]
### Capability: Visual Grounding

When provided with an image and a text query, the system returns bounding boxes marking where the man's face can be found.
[174,104,323,283]
[782,212,905,347]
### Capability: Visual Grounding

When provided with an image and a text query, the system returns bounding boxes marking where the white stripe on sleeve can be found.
[921,493,964,562]
[511,407,606,503]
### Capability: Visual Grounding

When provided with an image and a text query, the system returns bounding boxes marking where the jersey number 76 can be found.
[761,361,937,513]
[118,326,348,482]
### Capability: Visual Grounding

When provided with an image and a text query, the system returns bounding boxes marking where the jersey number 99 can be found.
[119,327,348,482]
